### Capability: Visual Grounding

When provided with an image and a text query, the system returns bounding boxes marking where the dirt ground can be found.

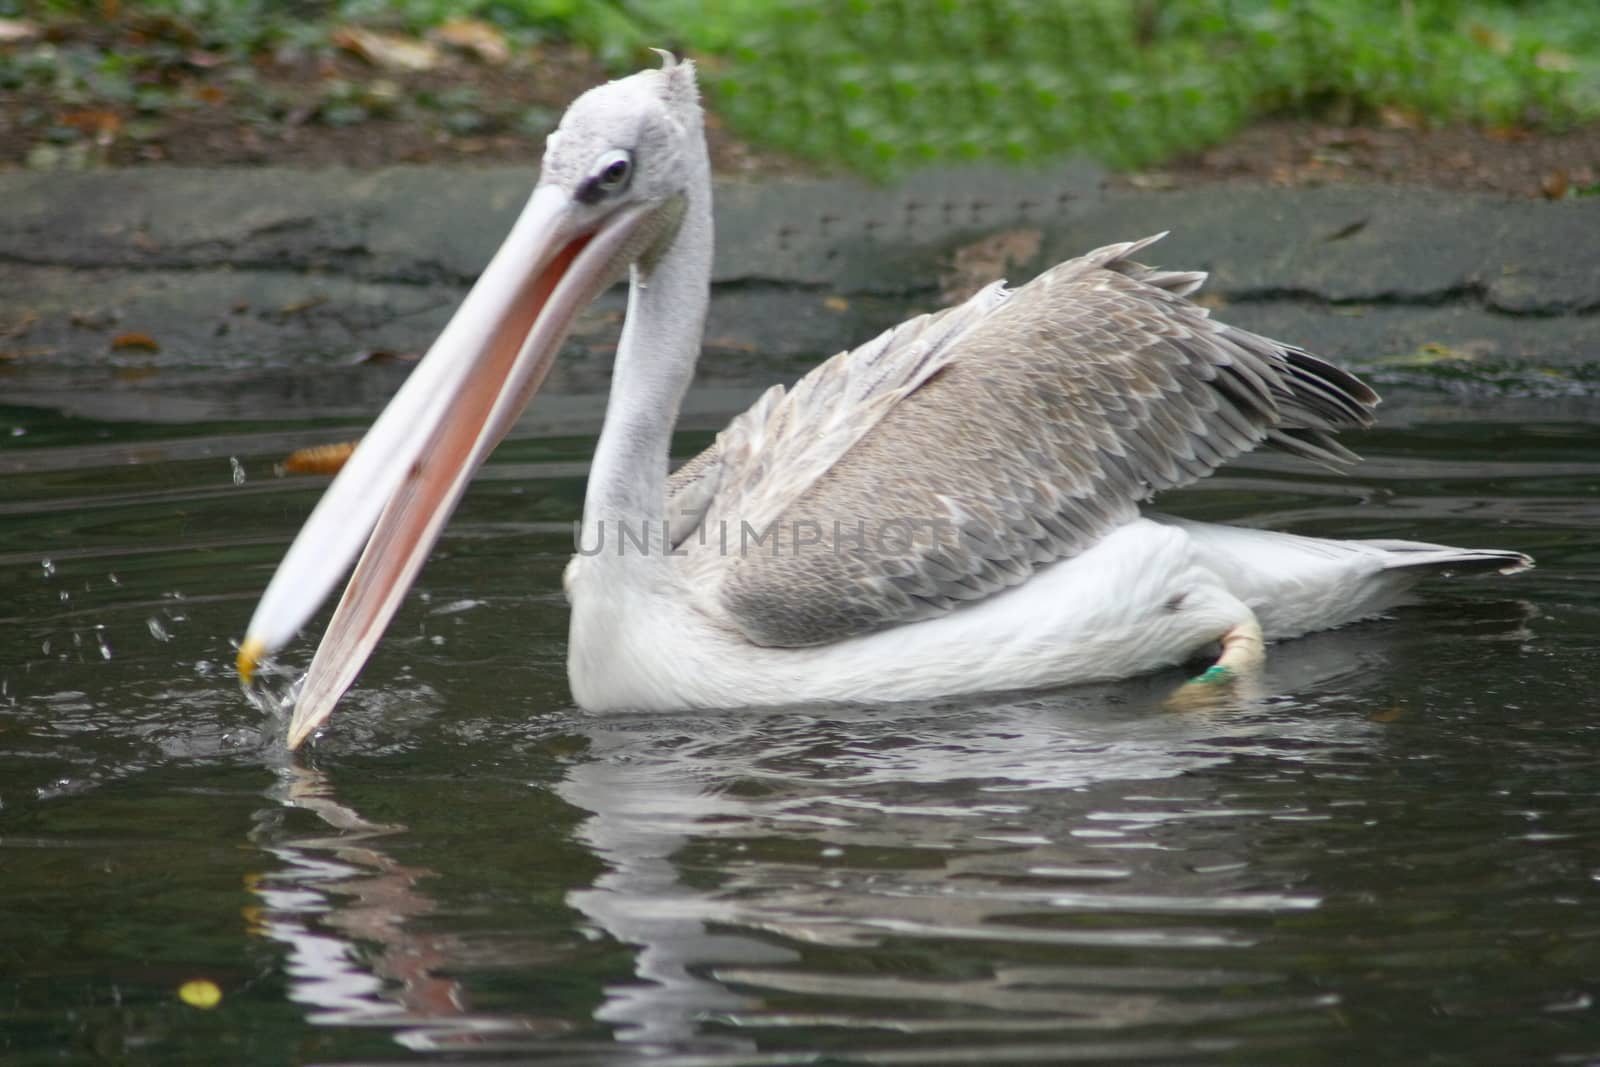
[1135,117,1600,199]
[3,19,1597,197]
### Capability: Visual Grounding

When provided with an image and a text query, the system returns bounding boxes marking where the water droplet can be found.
[108,572,120,585]
[40,559,55,578]
[40,639,50,655]
[59,590,70,602]
[9,426,24,437]
[96,631,112,661]
[146,617,171,642]
[229,457,246,486]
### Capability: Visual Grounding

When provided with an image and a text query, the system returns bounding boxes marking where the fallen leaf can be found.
[430,18,510,65]
[0,18,40,43]
[332,26,441,72]
[188,83,226,107]
[1367,705,1405,723]
[282,440,358,476]
[111,332,160,352]
[822,296,850,312]
[1376,104,1424,131]
[58,109,123,139]
[178,979,222,1009]
[1543,169,1569,200]
[1485,125,1533,143]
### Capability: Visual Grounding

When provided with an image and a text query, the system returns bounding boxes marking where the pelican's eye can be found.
[578,150,634,204]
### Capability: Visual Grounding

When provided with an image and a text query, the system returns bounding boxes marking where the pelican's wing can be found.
[665,278,1013,547]
[679,233,1379,648]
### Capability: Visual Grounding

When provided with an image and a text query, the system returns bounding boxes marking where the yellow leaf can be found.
[1374,342,1476,367]
[178,979,222,1009]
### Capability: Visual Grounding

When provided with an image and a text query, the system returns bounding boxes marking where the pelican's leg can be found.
[1164,616,1265,712]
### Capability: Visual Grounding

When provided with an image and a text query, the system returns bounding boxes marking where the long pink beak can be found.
[239,184,652,748]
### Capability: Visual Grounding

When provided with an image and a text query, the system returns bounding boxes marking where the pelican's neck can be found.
[583,165,713,547]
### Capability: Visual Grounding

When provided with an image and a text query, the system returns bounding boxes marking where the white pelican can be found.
[238,55,1531,748]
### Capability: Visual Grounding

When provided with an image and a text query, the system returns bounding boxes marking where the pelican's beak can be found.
[239,184,657,748]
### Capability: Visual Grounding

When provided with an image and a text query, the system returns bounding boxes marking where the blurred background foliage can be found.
[4,0,1598,174]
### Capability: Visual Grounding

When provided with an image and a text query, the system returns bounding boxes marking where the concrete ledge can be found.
[2,166,1596,374]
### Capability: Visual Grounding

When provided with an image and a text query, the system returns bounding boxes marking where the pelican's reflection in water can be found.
[552,621,1479,1060]
[248,612,1527,1061]
[247,764,565,1052]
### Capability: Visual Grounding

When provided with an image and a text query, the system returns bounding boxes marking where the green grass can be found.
[649,0,1600,174]
[6,0,1599,174]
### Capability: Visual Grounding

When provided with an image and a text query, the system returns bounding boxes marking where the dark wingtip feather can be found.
[1379,546,1535,577]
[1254,344,1380,470]
[1284,347,1380,420]
[1266,427,1363,470]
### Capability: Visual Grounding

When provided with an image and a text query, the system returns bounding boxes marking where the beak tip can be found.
[236,636,265,685]
[286,713,317,751]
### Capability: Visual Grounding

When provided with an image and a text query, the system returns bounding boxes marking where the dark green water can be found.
[2,362,1598,1065]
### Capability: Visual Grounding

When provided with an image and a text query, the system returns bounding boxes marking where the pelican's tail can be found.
[1150,515,1533,642]
[1355,539,1533,578]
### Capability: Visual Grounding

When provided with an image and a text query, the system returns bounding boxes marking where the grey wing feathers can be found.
[667,280,1011,546]
[687,233,1380,648]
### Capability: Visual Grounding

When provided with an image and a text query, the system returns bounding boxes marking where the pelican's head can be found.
[525,54,709,286]
[540,54,704,217]
[236,55,708,748]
